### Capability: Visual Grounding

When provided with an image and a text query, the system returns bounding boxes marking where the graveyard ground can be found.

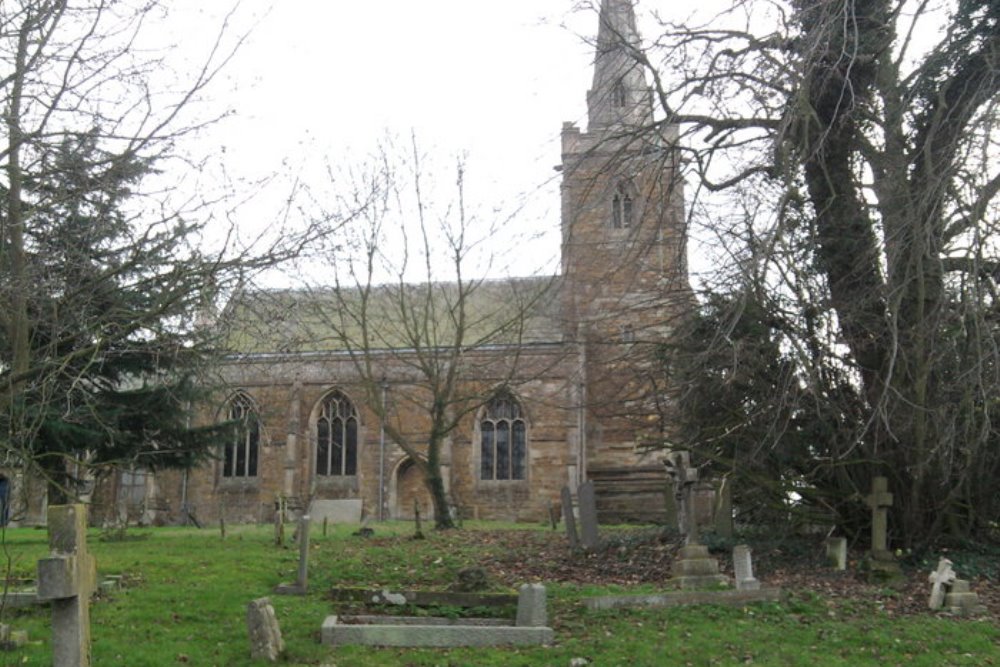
[1,521,999,666]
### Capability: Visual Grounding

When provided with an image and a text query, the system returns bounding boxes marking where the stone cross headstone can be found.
[928,557,956,610]
[825,537,848,570]
[560,486,579,549]
[36,504,96,667]
[247,597,284,662]
[733,544,761,591]
[666,452,700,545]
[865,476,893,558]
[577,481,600,550]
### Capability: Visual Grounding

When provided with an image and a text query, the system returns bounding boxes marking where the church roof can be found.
[216,276,565,356]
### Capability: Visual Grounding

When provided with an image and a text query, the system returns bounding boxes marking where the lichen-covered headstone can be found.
[733,545,761,591]
[515,583,548,627]
[560,486,579,548]
[825,537,847,570]
[578,481,600,551]
[247,597,284,661]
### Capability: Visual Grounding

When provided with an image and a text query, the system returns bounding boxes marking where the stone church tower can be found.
[561,0,692,514]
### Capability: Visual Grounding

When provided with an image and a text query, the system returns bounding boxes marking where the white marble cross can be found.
[928,557,956,609]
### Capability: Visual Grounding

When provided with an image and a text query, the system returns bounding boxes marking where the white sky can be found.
[157,1,708,282]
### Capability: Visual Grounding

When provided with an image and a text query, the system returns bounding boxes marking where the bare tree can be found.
[272,138,558,530]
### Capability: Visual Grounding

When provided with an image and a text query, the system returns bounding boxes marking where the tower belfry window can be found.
[612,181,634,229]
[613,79,628,108]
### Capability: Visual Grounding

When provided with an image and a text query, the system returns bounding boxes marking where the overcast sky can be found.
[159,1,708,281]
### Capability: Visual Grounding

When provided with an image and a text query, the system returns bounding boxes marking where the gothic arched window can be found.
[224,393,259,478]
[611,181,634,229]
[480,392,527,481]
[317,391,359,476]
[613,78,628,108]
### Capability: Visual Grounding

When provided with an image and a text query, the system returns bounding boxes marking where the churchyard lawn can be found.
[1,522,998,666]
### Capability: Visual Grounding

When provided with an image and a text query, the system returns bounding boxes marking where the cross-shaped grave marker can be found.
[36,504,96,667]
[928,557,956,610]
[865,476,893,558]
[665,452,700,545]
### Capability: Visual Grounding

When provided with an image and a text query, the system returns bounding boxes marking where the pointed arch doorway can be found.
[391,457,434,520]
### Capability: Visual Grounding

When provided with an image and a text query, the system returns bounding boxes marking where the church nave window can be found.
[480,392,527,481]
[317,391,359,477]
[223,392,259,478]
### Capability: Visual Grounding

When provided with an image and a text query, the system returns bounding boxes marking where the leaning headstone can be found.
[733,545,761,591]
[515,583,548,627]
[560,486,579,549]
[247,597,285,662]
[928,557,956,610]
[577,481,600,551]
[37,504,97,667]
[943,579,989,616]
[825,537,847,570]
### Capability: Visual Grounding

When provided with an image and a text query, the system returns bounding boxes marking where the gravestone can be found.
[309,499,363,524]
[560,486,579,549]
[247,597,285,661]
[927,557,956,610]
[515,584,548,627]
[825,537,847,570]
[273,506,284,547]
[577,481,600,551]
[865,477,893,559]
[36,504,96,667]
[942,579,989,616]
[275,514,310,595]
[664,452,700,544]
[863,476,902,582]
[733,545,760,591]
[0,624,28,651]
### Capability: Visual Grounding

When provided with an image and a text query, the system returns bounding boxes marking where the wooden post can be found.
[37,504,96,667]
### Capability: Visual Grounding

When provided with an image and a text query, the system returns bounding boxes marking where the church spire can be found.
[587,0,653,132]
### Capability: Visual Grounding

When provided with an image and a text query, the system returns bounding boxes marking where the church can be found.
[91,0,692,527]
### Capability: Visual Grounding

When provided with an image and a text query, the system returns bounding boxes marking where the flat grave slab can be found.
[585,587,785,611]
[323,583,553,648]
[321,616,553,648]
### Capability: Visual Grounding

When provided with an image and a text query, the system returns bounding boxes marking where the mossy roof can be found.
[217,276,564,355]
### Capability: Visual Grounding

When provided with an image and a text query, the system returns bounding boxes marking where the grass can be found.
[0,521,997,666]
